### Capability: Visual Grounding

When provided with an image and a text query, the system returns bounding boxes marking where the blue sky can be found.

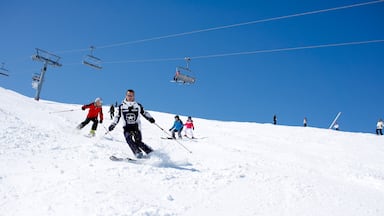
[1,0,383,133]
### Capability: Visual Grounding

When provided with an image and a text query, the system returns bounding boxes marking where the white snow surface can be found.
[1,87,384,216]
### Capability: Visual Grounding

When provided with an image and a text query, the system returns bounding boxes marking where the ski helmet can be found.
[95,97,103,104]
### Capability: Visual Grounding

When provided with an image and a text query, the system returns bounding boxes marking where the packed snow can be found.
[1,87,384,216]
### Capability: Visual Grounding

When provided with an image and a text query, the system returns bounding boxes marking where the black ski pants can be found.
[124,128,153,155]
[376,129,383,135]
[80,117,98,130]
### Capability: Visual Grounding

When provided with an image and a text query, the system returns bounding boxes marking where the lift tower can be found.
[31,48,62,101]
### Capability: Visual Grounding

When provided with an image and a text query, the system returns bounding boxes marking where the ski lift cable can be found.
[96,39,384,64]
[55,0,384,54]
[191,39,384,60]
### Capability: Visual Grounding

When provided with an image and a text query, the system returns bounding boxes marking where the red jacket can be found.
[82,103,103,120]
[184,120,194,129]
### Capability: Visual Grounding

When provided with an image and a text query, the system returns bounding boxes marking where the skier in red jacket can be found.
[77,97,104,136]
[184,116,195,139]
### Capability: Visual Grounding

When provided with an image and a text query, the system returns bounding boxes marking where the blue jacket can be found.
[170,120,184,131]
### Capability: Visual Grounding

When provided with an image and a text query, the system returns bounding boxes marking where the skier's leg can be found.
[134,131,153,154]
[77,118,91,129]
[190,128,195,138]
[377,129,380,135]
[186,128,192,138]
[171,130,176,139]
[381,129,383,135]
[91,118,98,130]
[124,130,141,155]
[178,130,182,139]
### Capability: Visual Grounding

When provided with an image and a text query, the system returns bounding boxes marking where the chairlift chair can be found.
[172,57,196,84]
[0,63,9,77]
[83,46,102,70]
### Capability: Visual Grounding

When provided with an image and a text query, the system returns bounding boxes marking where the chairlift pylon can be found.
[31,48,62,101]
[83,46,102,70]
[0,63,9,77]
[172,57,196,84]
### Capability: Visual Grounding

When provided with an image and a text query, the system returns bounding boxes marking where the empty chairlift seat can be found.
[82,46,102,70]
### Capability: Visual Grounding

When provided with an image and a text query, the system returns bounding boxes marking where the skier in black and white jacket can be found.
[108,89,155,158]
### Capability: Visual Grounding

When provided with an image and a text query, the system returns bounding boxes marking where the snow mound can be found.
[1,87,384,216]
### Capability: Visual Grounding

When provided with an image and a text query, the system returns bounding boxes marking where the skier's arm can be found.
[109,105,122,131]
[81,103,93,110]
[139,103,155,123]
[169,122,176,131]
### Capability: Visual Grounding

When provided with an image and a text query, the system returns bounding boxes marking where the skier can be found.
[109,104,115,120]
[184,116,195,139]
[77,97,104,137]
[333,122,339,131]
[173,70,181,81]
[376,119,383,135]
[108,89,155,159]
[169,115,184,139]
[273,115,277,125]
[303,117,308,127]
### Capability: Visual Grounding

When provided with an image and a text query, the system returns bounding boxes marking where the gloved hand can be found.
[81,106,85,110]
[148,118,155,123]
[169,128,172,131]
[109,124,116,131]
[99,120,103,124]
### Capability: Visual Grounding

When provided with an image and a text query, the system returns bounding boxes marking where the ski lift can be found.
[172,57,196,84]
[0,63,9,77]
[83,46,102,70]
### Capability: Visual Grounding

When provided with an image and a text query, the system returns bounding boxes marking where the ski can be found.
[161,137,175,140]
[109,155,137,162]
[109,155,150,164]
[83,134,96,138]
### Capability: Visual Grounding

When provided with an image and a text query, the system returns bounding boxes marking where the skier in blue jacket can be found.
[169,115,184,139]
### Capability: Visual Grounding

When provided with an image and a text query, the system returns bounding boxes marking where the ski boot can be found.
[88,130,96,137]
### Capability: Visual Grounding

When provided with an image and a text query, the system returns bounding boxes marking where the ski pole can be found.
[102,124,114,139]
[154,122,192,154]
[49,109,79,114]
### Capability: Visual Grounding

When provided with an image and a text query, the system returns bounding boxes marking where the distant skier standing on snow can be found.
[303,117,308,127]
[184,116,195,139]
[108,89,155,159]
[376,119,383,135]
[169,115,184,139]
[109,104,115,120]
[77,98,104,137]
[273,115,277,125]
[333,122,339,131]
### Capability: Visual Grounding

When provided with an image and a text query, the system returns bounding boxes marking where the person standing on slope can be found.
[376,119,383,135]
[77,97,104,137]
[273,114,277,125]
[108,89,155,159]
[333,122,340,131]
[169,115,184,139]
[109,104,115,120]
[184,116,195,139]
[303,117,308,127]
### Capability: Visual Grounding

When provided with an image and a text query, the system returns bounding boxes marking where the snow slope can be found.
[1,87,384,216]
